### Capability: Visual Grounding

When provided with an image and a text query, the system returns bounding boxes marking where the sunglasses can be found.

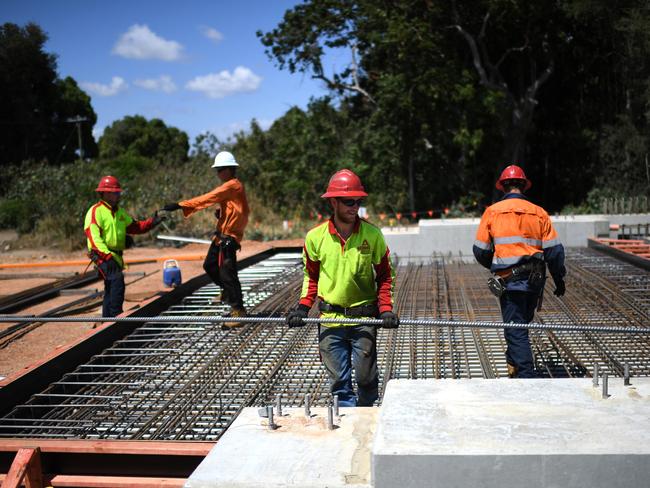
[338,198,364,207]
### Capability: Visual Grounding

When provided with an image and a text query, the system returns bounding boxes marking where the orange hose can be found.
[0,255,206,269]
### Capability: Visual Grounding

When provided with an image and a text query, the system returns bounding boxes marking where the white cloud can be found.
[186,66,262,99]
[112,24,183,61]
[134,75,177,93]
[81,77,127,97]
[201,26,223,44]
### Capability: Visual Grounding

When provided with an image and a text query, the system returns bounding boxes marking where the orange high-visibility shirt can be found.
[179,178,249,243]
[474,194,562,272]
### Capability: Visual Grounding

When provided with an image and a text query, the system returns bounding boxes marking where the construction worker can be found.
[473,165,566,378]
[162,151,249,327]
[85,175,162,317]
[286,169,398,406]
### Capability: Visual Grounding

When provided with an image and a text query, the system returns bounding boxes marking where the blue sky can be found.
[2,0,331,144]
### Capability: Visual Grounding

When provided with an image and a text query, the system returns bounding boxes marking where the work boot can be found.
[210,294,222,305]
[507,362,518,378]
[222,307,247,329]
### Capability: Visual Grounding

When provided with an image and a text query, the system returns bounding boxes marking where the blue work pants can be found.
[499,291,538,378]
[99,261,125,317]
[319,324,378,407]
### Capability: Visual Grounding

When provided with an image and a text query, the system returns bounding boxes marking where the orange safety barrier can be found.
[0,255,206,270]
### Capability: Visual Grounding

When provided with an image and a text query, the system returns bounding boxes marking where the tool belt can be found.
[318,301,379,317]
[214,231,241,251]
[495,260,544,282]
[88,249,121,265]
[488,259,546,298]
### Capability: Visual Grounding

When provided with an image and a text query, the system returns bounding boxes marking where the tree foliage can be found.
[257,0,650,213]
[98,115,189,164]
[0,22,97,166]
[3,4,650,246]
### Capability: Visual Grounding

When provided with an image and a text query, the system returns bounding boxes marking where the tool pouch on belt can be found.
[527,260,546,289]
[219,236,241,253]
[487,276,506,297]
[318,301,379,317]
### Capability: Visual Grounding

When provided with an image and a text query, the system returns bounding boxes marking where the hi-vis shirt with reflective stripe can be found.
[473,194,565,285]
[84,201,153,268]
[300,218,394,326]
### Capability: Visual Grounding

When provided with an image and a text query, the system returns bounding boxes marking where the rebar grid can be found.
[0,249,649,441]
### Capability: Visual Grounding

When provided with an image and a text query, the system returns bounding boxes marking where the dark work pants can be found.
[319,324,378,407]
[203,239,244,309]
[500,290,538,378]
[99,261,125,317]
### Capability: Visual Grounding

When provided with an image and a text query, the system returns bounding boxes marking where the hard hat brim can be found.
[211,162,239,168]
[321,190,368,198]
[96,187,123,192]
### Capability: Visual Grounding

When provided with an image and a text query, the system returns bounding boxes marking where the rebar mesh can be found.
[0,248,648,441]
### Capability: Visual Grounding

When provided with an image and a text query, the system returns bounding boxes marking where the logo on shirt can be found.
[358,239,371,255]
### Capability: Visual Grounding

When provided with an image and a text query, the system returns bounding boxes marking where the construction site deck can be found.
[0,216,649,487]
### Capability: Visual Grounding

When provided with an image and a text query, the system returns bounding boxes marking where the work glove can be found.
[553,277,566,297]
[162,202,182,212]
[286,304,310,328]
[379,311,400,329]
[100,257,121,277]
[151,211,165,227]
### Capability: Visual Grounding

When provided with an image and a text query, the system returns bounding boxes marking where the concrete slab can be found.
[382,215,614,260]
[373,378,650,488]
[185,407,377,488]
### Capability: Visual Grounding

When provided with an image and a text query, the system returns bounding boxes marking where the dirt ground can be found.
[0,236,303,380]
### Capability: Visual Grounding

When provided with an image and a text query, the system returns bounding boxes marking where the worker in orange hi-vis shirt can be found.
[473,165,566,378]
[162,151,249,328]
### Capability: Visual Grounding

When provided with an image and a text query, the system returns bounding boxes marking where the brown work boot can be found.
[507,363,518,378]
[222,307,247,329]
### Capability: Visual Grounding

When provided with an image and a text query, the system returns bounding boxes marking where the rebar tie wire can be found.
[0,315,648,335]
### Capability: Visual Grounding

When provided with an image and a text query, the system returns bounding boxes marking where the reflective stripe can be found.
[542,238,561,248]
[473,239,492,251]
[492,255,526,266]
[493,236,542,247]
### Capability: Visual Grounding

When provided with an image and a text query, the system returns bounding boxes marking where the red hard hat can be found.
[495,165,531,192]
[95,175,123,192]
[321,169,368,198]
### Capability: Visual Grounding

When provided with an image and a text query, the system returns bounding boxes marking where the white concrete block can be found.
[606,213,650,226]
[382,215,615,259]
[550,215,610,247]
[373,378,650,488]
[186,407,377,488]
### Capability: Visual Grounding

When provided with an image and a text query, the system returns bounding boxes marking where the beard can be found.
[333,203,358,225]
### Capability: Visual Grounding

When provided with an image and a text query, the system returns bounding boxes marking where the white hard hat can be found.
[211,151,239,168]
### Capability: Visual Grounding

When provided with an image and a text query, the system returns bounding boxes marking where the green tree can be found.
[259,1,474,212]
[234,100,351,216]
[50,76,98,163]
[0,22,97,165]
[99,115,189,164]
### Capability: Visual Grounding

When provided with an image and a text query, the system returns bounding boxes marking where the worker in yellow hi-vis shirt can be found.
[85,175,162,317]
[286,169,398,406]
